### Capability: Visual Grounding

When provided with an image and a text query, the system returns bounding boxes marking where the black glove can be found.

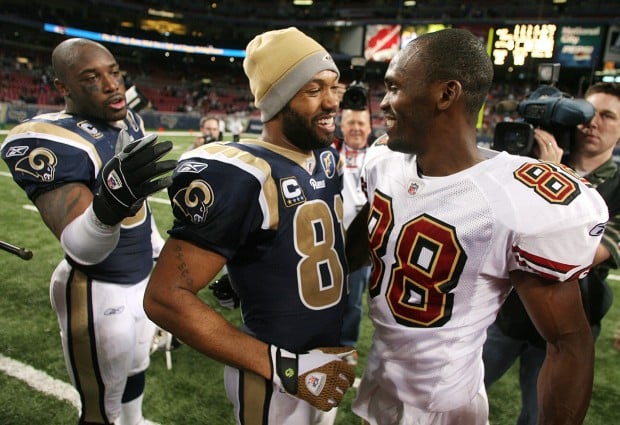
[93,132,177,225]
[209,274,240,309]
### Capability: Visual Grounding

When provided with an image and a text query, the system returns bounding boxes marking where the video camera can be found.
[123,73,150,112]
[341,57,369,111]
[492,63,594,157]
[201,135,216,144]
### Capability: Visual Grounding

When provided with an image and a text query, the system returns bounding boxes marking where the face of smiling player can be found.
[380,47,438,155]
[280,69,340,151]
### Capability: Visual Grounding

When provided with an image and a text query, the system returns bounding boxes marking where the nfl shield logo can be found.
[107,170,124,190]
[408,181,419,195]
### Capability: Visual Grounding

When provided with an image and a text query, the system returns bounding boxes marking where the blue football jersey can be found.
[1,110,155,284]
[169,140,348,351]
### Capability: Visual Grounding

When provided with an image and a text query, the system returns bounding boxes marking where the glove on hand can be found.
[93,132,177,225]
[209,274,240,309]
[269,345,356,411]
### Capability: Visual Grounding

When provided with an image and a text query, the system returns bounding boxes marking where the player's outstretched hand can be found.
[93,132,177,225]
[269,345,356,411]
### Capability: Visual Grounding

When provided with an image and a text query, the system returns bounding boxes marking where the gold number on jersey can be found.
[294,197,345,310]
[368,193,465,327]
[514,162,581,205]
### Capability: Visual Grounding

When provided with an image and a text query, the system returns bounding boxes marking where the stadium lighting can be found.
[43,23,246,58]
[147,8,180,19]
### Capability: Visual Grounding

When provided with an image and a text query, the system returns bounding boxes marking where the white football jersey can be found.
[359,144,608,412]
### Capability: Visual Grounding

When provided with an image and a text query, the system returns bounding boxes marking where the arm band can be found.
[60,204,121,265]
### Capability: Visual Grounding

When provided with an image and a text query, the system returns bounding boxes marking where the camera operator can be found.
[191,115,222,150]
[483,82,620,425]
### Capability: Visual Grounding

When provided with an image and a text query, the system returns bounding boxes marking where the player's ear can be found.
[437,80,462,111]
[54,78,69,97]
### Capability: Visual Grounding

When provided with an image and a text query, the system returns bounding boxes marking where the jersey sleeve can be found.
[167,144,266,259]
[1,123,97,201]
[506,161,608,281]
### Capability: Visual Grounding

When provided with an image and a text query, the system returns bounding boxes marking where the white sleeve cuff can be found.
[60,204,121,265]
[150,214,165,260]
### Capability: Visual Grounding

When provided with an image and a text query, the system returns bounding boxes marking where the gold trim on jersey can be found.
[8,120,103,170]
[121,203,148,228]
[67,269,107,424]
[241,370,269,425]
[239,139,345,176]
[241,139,344,177]
[196,142,280,230]
[241,139,318,174]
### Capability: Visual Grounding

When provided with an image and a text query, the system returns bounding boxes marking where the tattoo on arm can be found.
[173,244,194,288]
[35,183,90,239]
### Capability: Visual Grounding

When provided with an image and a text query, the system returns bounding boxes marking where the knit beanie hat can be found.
[243,27,340,122]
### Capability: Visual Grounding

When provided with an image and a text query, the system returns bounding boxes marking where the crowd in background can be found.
[0,24,618,423]
[0,50,581,148]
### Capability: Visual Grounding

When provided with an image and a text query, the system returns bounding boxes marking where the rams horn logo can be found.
[15,147,58,182]
[172,180,214,224]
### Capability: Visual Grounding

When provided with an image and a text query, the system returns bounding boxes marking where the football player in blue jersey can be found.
[1,38,176,425]
[144,27,356,425]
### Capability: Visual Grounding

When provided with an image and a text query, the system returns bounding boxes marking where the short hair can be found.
[584,82,620,99]
[52,38,110,82]
[340,108,371,122]
[200,116,220,129]
[408,29,494,117]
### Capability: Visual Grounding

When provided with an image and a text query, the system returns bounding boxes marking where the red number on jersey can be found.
[368,192,466,327]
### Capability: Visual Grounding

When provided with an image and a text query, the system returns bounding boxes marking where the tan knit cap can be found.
[243,27,340,122]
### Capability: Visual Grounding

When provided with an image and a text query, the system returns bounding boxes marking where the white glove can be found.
[269,345,356,411]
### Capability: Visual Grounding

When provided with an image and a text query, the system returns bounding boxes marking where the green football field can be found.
[0,132,618,424]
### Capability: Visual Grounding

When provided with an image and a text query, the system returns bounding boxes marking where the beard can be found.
[280,105,334,151]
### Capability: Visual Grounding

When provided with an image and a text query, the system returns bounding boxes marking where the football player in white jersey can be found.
[350,28,608,425]
[1,39,176,424]
[144,27,355,425]
[483,82,620,425]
